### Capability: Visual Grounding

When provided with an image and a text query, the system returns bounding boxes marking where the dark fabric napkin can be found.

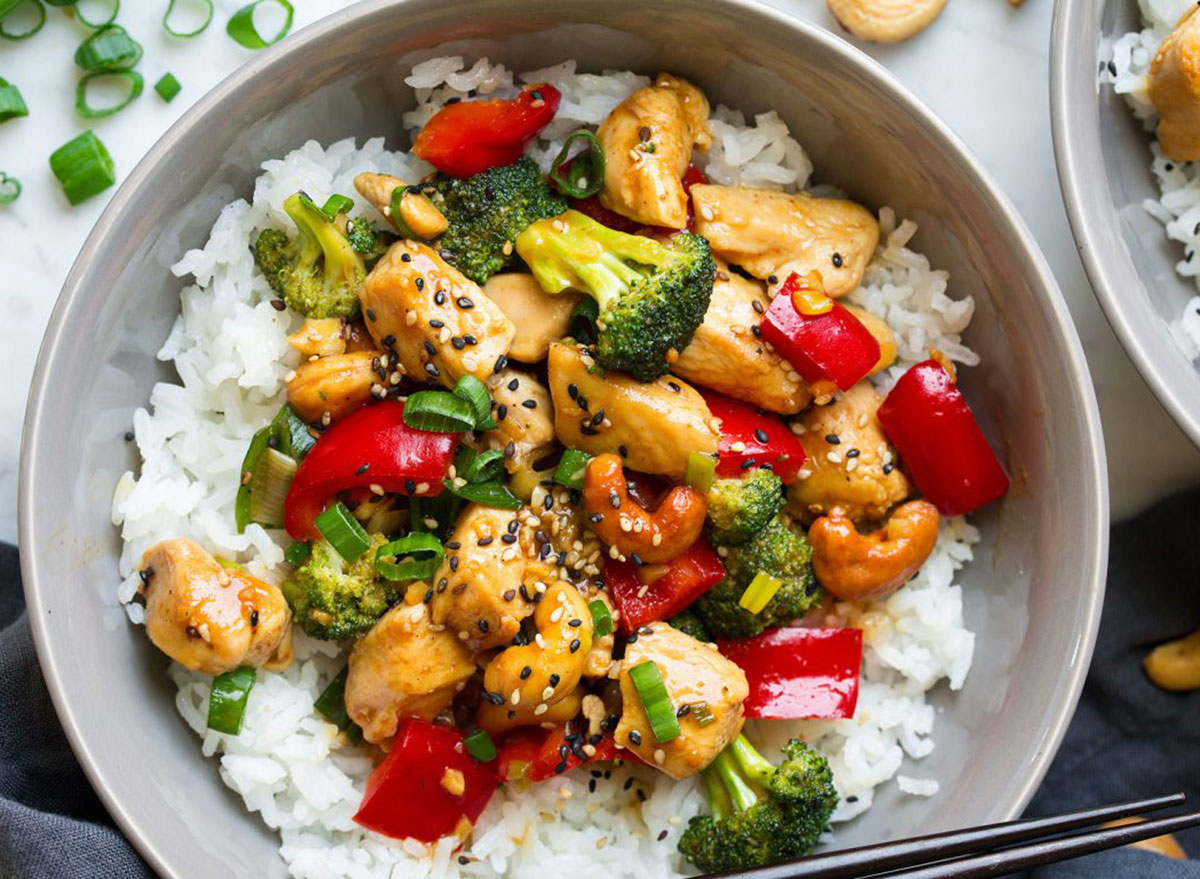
[3,489,1200,878]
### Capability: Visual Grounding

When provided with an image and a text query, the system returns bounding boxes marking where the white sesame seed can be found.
[534,704,549,716]
[652,533,663,547]
[654,749,666,764]
[369,483,385,496]
[405,310,417,327]
[826,451,843,464]
[511,689,521,705]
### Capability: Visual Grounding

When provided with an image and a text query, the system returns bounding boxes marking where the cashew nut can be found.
[827,0,948,43]
[582,453,707,563]
[477,685,584,737]
[810,501,939,600]
[1144,624,1200,691]
[483,580,594,713]
[1101,818,1188,859]
[287,349,380,424]
[354,172,447,239]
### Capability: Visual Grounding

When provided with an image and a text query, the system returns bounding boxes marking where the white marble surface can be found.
[2,0,1198,547]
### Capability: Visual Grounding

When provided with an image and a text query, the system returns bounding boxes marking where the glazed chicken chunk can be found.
[429,504,537,651]
[616,623,748,779]
[344,599,476,744]
[690,184,879,297]
[1149,7,1200,162]
[672,258,812,414]
[596,73,711,229]
[138,539,292,676]
[484,368,556,472]
[286,349,380,424]
[547,342,719,480]
[360,241,515,390]
[787,383,911,524]
[483,273,581,363]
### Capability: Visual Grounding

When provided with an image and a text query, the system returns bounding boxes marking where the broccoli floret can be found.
[282,534,398,640]
[693,515,820,639]
[706,469,785,546]
[668,609,712,643]
[515,209,716,381]
[430,157,567,283]
[252,192,367,318]
[345,215,392,258]
[678,736,837,873]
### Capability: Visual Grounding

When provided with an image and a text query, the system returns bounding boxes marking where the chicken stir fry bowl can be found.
[1052,0,1200,448]
[20,0,1105,875]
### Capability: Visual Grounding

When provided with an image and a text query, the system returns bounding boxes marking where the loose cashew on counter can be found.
[1144,624,1200,692]
[810,501,939,601]
[582,453,707,564]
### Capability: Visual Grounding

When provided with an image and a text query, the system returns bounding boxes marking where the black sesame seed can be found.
[589,512,605,523]
[463,334,477,345]
[405,479,416,493]
[657,830,669,841]
[503,588,517,601]
[523,399,538,409]
[449,556,459,572]
[505,441,516,457]
[825,433,841,444]
[401,252,412,263]
[846,448,860,458]
[429,318,444,328]
[425,362,440,378]
[451,337,466,350]
[580,424,599,436]
[568,618,583,627]
[589,779,597,793]
[123,431,134,442]
[751,299,765,315]
[497,404,508,421]
[569,638,581,653]
[356,463,370,475]
[382,334,396,347]
[638,125,651,142]
[478,536,494,546]
[250,610,259,627]
[508,378,520,391]
[434,290,446,305]
[567,383,579,400]
[457,296,474,309]
[423,340,437,356]
[447,541,461,550]
[366,309,377,322]
[270,299,286,311]
[740,458,756,470]
[883,462,894,474]
[501,533,517,545]
[624,777,634,791]
[483,690,505,705]
[495,355,508,371]
[478,619,489,632]
[628,730,642,746]
[754,428,769,443]
[415,277,425,291]
[832,252,844,268]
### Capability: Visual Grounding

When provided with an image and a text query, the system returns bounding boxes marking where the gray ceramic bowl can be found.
[1053,0,1200,448]
[20,0,1108,875]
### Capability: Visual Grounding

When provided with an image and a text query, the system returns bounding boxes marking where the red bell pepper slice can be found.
[412,84,561,178]
[605,538,725,633]
[283,400,459,540]
[876,359,1009,516]
[354,718,498,842]
[700,390,807,483]
[717,627,863,719]
[497,722,621,783]
[759,273,880,391]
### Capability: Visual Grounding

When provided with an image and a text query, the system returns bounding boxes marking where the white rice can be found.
[111,57,979,879]
[1104,0,1200,359]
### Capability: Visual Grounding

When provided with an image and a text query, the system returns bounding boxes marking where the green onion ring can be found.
[206,667,256,735]
[549,130,605,199]
[225,0,292,49]
[403,390,476,433]
[452,374,495,430]
[49,129,116,205]
[0,0,46,40]
[553,448,592,491]
[315,502,371,563]
[0,173,20,205]
[74,24,142,71]
[588,599,613,638]
[628,660,680,744]
[0,80,28,123]
[75,68,143,119]
[375,532,444,582]
[442,479,522,511]
[74,0,118,28]
[163,0,212,37]
[43,0,74,6]
[463,449,505,484]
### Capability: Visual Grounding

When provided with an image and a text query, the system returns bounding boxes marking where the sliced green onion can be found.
[285,540,311,566]
[443,479,522,510]
[589,599,613,638]
[226,0,292,49]
[154,72,181,102]
[75,0,118,28]
[314,665,362,742]
[0,173,20,205]
[628,660,680,744]
[322,193,354,218]
[43,0,73,6]
[76,69,144,119]
[207,667,256,735]
[236,407,302,533]
[403,390,476,433]
[246,448,296,527]
[465,729,497,762]
[281,404,316,458]
[738,571,782,614]
[49,130,115,205]
[463,449,504,484]
[316,502,371,563]
[375,532,444,581]
[554,448,592,491]
[686,451,718,494]
[163,0,212,37]
[567,298,599,344]
[0,0,46,40]
[74,25,141,70]
[0,0,23,11]
[453,374,495,430]
[0,80,28,122]
[549,130,605,199]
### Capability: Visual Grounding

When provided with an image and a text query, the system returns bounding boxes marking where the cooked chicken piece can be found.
[483,273,582,363]
[690,184,879,297]
[286,349,379,424]
[787,383,911,524]
[288,318,347,358]
[360,241,515,390]
[547,342,719,480]
[484,368,556,473]
[596,74,711,229]
[672,258,811,414]
[138,539,292,676]
[430,504,538,651]
[1149,7,1200,162]
[345,599,476,744]
[616,622,748,779]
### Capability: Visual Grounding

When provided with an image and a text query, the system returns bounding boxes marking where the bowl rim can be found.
[20,0,1109,874]
[1051,0,1200,449]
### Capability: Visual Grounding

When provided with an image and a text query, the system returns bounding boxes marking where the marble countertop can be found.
[2,0,1197,546]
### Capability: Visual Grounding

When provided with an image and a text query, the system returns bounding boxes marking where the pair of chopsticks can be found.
[715,792,1199,878]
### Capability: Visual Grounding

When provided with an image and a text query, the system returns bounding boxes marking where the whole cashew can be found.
[483,580,594,713]
[476,685,584,737]
[582,454,707,563]
[354,172,447,239]
[1144,625,1200,692]
[810,501,939,600]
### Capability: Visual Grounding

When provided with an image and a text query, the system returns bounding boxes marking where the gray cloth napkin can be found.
[3,489,1199,878]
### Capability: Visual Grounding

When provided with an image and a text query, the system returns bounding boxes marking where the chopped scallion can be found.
[465,729,497,762]
[75,0,119,28]
[236,406,302,533]
[154,72,181,102]
[0,79,28,122]
[738,570,782,614]
[315,502,371,563]
[628,660,680,744]
[49,130,115,205]
[0,0,46,40]
[322,193,353,218]
[686,451,718,494]
[284,540,311,566]
[246,447,296,527]
[554,448,592,491]
[0,173,20,205]
[567,298,599,344]
[402,390,476,433]
[43,0,73,6]
[589,599,613,638]
[549,130,605,199]
[375,532,444,582]
[452,374,495,429]
[207,667,256,735]
[74,25,142,71]
[442,479,522,510]
[163,0,212,37]
[225,0,292,49]
[76,69,144,119]
[314,666,362,741]
[463,449,504,484]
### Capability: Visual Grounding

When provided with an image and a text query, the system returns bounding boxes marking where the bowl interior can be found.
[21,1,1106,875]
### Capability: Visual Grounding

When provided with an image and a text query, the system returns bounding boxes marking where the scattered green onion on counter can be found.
[0,0,47,41]
[154,72,181,102]
[74,24,141,70]
[464,729,497,762]
[738,570,782,614]
[76,69,144,118]
[554,448,592,491]
[686,451,717,494]
[163,0,213,37]
[0,79,27,122]
[0,173,21,205]
[452,374,496,430]
[49,129,115,205]
[315,502,371,563]
[374,532,444,581]
[549,129,605,199]
[403,390,477,433]
[628,660,680,744]
[314,666,362,741]
[207,666,256,735]
[589,599,613,638]
[226,0,293,49]
[75,0,120,29]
